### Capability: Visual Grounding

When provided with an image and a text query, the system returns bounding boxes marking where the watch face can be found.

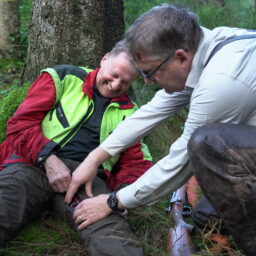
[107,192,118,210]
[109,198,117,207]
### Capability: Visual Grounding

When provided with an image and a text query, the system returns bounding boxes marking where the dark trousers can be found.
[0,159,143,256]
[188,123,256,256]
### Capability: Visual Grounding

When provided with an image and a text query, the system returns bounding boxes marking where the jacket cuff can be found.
[37,141,60,166]
[118,184,143,208]
[100,137,124,156]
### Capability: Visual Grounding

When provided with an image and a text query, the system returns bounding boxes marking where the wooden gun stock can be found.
[167,184,196,256]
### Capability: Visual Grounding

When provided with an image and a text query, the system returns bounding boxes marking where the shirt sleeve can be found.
[5,72,57,165]
[101,89,191,155]
[118,72,256,208]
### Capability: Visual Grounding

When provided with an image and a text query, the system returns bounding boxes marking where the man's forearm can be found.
[87,146,112,166]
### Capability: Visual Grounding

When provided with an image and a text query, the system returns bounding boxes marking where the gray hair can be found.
[125,3,202,60]
[108,40,138,73]
[109,40,129,57]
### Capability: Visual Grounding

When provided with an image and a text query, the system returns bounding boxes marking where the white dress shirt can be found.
[101,26,256,208]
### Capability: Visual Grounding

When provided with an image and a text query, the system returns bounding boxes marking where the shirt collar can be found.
[185,27,213,89]
[82,68,99,99]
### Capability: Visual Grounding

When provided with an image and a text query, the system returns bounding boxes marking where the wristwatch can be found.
[107,191,121,211]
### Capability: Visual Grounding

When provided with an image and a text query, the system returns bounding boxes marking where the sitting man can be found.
[0,40,153,256]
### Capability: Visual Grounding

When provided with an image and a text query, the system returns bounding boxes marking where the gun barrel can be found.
[168,225,196,256]
[167,184,196,256]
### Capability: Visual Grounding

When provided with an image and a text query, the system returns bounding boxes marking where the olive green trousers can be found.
[0,159,143,256]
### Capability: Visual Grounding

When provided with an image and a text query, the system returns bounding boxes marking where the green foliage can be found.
[196,0,256,29]
[123,0,165,28]
[0,0,32,62]
[124,0,256,29]
[18,0,33,59]
[0,57,24,87]
[0,58,23,82]
[0,83,30,143]
[0,58,23,73]
[0,0,31,88]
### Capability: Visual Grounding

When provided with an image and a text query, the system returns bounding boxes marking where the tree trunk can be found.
[22,0,124,83]
[0,0,20,59]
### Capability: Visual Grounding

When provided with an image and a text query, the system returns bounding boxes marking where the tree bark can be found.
[0,0,20,59]
[22,0,124,83]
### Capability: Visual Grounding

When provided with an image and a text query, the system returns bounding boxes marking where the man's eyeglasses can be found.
[138,55,172,82]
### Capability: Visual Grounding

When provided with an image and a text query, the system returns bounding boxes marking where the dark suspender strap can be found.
[204,34,256,67]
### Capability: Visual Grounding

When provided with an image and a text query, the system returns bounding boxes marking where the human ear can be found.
[175,49,193,73]
[100,53,109,66]
[175,49,189,63]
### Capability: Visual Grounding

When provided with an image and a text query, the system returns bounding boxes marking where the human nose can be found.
[111,79,122,90]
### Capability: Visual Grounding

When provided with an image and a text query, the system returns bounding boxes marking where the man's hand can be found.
[65,157,98,201]
[44,154,72,193]
[73,194,112,230]
[65,147,111,203]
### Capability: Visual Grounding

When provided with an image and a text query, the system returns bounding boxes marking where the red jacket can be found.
[0,68,153,190]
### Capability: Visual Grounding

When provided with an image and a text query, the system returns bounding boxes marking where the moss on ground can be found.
[0,83,30,143]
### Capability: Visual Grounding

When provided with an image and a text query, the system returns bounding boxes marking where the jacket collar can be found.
[82,68,134,109]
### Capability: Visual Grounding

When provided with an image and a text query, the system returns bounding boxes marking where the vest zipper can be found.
[58,103,93,147]
[55,102,70,128]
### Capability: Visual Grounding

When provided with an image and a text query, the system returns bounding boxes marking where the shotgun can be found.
[166,184,196,256]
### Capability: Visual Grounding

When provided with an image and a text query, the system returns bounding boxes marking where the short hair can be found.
[109,40,138,73]
[125,3,202,60]
[109,40,129,57]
